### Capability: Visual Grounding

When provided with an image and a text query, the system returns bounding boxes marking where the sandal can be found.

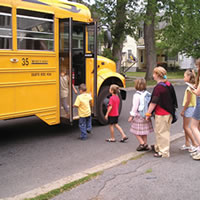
[106,138,116,142]
[136,144,146,151]
[143,144,150,151]
[120,137,128,143]
[154,152,162,158]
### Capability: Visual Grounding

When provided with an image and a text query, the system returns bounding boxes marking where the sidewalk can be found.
[52,135,200,200]
[3,133,188,200]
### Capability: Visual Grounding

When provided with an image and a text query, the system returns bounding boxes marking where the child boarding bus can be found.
[0,0,126,125]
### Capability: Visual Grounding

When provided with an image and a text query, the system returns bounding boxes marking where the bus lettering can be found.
[22,58,29,66]
[31,72,52,76]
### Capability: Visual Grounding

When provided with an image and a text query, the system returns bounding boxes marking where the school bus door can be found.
[59,19,87,123]
[59,19,97,123]
[59,18,73,123]
[85,22,97,117]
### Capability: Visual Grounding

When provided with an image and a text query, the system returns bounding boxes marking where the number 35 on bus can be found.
[0,0,126,125]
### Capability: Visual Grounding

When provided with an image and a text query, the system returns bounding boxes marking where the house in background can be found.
[122,20,184,71]
[136,29,146,69]
[122,30,146,72]
[178,55,195,69]
[122,33,183,71]
[121,36,137,72]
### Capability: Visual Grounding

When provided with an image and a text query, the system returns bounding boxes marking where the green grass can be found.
[126,72,145,77]
[145,168,153,173]
[125,70,184,88]
[126,71,184,79]
[130,153,145,160]
[126,79,156,87]
[24,172,102,200]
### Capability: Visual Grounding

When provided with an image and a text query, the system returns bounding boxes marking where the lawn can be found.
[126,79,157,87]
[126,71,184,79]
[125,71,184,87]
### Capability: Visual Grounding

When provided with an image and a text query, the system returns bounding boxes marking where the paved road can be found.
[53,136,200,200]
[0,84,186,199]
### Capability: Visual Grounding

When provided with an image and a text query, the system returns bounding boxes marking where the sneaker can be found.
[180,144,191,150]
[188,146,198,153]
[190,151,198,156]
[192,152,200,160]
[87,130,92,134]
[78,136,87,141]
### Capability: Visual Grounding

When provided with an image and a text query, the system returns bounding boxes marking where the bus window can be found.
[87,25,94,52]
[72,23,85,86]
[17,9,54,51]
[0,6,12,49]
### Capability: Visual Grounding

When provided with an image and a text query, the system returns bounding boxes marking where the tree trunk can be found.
[112,0,128,73]
[112,43,123,72]
[144,0,157,81]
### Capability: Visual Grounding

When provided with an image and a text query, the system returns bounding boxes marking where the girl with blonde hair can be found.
[180,69,198,151]
[146,66,178,158]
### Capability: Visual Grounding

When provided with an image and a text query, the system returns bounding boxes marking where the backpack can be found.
[137,91,151,118]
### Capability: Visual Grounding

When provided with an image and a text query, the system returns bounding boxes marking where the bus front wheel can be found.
[97,86,122,125]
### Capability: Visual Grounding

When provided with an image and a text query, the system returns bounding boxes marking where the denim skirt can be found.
[192,96,200,120]
[184,107,195,118]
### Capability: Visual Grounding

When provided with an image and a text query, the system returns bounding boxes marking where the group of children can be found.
[71,63,200,160]
[73,79,152,146]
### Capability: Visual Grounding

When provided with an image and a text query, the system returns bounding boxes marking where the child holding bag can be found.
[128,78,153,151]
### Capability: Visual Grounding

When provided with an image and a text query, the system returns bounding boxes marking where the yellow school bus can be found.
[0,0,126,125]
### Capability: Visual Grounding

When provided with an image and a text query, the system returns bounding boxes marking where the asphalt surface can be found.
[52,136,200,200]
[0,82,187,199]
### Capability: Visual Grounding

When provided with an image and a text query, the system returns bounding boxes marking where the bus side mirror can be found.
[120,89,126,100]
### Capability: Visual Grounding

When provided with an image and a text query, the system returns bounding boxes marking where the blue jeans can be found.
[79,116,92,139]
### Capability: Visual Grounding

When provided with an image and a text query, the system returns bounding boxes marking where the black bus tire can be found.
[97,86,122,125]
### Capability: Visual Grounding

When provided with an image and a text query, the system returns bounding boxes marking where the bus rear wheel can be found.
[97,86,122,125]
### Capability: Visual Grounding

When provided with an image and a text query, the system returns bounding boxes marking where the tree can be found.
[91,0,140,72]
[161,0,200,59]
[143,0,157,80]
[140,0,173,80]
[112,0,129,72]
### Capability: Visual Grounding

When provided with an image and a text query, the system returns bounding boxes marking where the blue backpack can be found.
[137,91,151,118]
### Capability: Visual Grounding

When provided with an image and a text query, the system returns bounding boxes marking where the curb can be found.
[2,132,184,200]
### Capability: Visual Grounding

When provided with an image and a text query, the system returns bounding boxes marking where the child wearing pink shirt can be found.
[105,84,128,142]
[128,78,153,151]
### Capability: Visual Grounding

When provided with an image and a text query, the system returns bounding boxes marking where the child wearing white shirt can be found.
[128,78,153,151]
